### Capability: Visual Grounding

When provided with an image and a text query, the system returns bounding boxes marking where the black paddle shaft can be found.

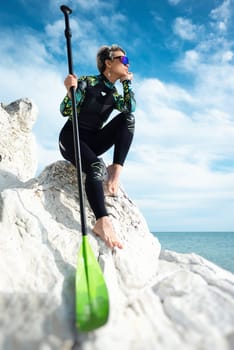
[61,5,87,236]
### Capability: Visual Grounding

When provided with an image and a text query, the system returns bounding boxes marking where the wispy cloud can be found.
[173,17,201,41]
[71,0,114,11]
[168,0,182,5]
[210,0,232,32]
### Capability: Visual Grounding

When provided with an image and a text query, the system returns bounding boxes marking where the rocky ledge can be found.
[0,99,234,350]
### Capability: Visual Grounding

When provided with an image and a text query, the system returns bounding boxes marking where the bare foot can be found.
[92,216,123,249]
[106,164,123,196]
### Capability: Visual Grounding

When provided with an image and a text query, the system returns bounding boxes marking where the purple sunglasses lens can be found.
[120,56,129,65]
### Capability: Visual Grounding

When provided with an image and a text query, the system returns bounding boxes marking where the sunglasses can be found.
[112,55,129,65]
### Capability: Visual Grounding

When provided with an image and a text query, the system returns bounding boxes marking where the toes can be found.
[98,234,123,249]
[108,187,118,197]
[117,242,123,249]
[113,240,123,249]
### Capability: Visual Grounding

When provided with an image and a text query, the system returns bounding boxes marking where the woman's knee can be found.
[117,112,135,134]
[125,113,135,134]
[86,159,107,182]
[59,140,76,165]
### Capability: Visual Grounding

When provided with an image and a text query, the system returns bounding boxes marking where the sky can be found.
[0,0,234,232]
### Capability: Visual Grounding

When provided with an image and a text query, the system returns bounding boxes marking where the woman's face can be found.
[109,50,129,77]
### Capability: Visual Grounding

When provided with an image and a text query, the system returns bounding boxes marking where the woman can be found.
[59,44,136,249]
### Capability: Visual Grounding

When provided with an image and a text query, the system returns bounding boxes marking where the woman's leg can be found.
[105,163,123,195]
[59,122,108,218]
[59,121,123,248]
[89,112,135,195]
[78,147,123,249]
[89,112,135,165]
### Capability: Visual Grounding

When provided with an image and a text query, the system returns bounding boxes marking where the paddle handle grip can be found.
[60,5,72,15]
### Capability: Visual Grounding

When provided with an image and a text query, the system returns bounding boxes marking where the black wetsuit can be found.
[59,74,136,219]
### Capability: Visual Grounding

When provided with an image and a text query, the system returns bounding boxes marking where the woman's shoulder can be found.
[78,75,100,87]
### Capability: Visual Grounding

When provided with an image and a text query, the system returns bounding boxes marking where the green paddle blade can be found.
[76,235,109,332]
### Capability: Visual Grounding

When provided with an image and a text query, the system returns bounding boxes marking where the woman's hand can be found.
[120,72,133,83]
[64,74,78,98]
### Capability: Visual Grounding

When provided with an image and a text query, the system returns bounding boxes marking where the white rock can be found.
[157,251,234,350]
[0,98,37,188]
[0,99,233,350]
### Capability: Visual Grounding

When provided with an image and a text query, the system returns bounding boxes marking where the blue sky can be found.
[1,0,234,232]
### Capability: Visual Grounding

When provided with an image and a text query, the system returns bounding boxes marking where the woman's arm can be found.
[114,80,136,113]
[114,72,136,113]
[60,75,87,117]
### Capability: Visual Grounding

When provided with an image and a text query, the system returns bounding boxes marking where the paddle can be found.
[60,5,109,332]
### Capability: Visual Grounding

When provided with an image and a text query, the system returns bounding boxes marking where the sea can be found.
[152,231,234,274]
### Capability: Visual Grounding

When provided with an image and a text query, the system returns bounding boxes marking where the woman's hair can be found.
[96,44,126,73]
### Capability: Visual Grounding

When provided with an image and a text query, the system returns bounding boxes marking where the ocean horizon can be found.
[152,231,234,274]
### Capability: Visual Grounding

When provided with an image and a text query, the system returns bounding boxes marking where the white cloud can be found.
[168,0,182,5]
[173,17,200,40]
[47,0,113,12]
[180,50,200,71]
[210,0,231,32]
[44,18,99,68]
[98,12,127,32]
[36,143,63,174]
[45,19,70,55]
[73,0,113,11]
[123,146,234,231]
[222,50,234,62]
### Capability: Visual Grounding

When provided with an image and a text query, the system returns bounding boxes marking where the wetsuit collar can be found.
[100,74,115,89]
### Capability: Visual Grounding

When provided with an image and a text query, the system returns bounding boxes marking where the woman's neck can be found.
[102,71,118,84]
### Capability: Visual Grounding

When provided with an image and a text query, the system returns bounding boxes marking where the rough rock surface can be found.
[0,99,37,192]
[0,99,234,350]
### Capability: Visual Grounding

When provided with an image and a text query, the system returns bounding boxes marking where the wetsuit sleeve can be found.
[114,80,136,113]
[60,77,87,117]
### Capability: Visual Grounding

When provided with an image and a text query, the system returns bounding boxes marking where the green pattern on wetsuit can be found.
[60,74,136,122]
